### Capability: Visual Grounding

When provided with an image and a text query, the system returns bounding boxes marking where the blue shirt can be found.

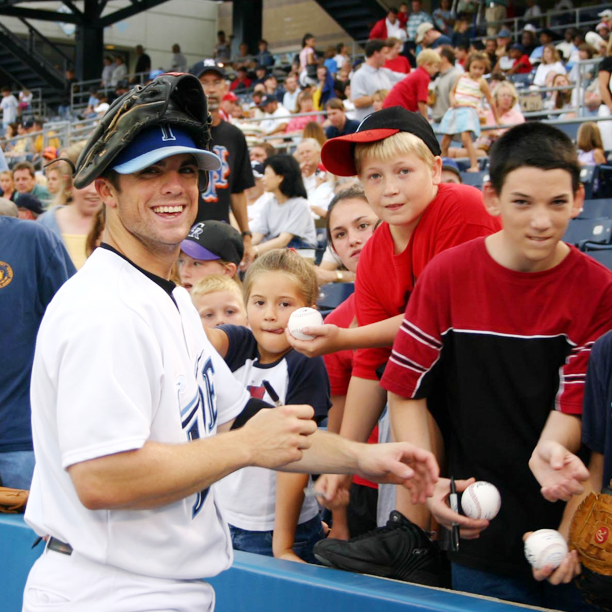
[0,217,75,452]
[325,118,360,139]
[583,330,612,490]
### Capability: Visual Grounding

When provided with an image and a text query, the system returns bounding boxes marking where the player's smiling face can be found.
[97,153,199,264]
[483,167,583,272]
[247,271,308,364]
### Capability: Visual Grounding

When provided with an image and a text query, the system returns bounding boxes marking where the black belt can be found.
[47,537,73,556]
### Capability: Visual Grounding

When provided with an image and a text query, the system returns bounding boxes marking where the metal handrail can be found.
[19,17,71,73]
[69,72,150,112]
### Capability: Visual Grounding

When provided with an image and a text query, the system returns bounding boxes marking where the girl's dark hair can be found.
[302,33,314,47]
[264,154,308,199]
[325,184,369,247]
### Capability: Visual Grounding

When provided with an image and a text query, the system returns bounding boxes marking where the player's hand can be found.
[355,442,439,505]
[523,532,581,584]
[528,440,589,502]
[242,404,317,469]
[426,477,489,539]
[285,324,344,358]
[314,473,351,509]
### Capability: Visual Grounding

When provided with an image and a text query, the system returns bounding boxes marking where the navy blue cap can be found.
[190,59,226,79]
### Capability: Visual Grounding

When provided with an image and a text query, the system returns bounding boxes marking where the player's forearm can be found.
[338,377,387,442]
[538,411,582,453]
[230,192,250,234]
[68,433,254,511]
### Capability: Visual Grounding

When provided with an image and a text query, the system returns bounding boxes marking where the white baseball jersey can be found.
[25,246,249,580]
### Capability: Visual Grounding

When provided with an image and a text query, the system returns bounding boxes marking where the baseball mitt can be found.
[569,484,612,610]
[0,487,28,514]
[73,72,212,189]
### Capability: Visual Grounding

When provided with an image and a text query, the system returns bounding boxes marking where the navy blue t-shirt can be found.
[220,324,330,423]
[583,331,612,490]
[325,118,361,140]
[0,217,76,452]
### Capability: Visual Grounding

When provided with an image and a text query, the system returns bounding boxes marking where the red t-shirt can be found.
[324,294,378,489]
[353,183,501,381]
[384,56,411,74]
[383,66,430,112]
[512,54,532,74]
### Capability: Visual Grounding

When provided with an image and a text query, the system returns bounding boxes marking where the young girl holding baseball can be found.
[438,52,499,172]
[205,249,330,563]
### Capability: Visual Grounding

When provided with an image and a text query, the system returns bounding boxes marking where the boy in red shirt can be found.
[507,43,533,75]
[383,50,441,118]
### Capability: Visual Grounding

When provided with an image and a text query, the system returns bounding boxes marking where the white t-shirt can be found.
[533,61,566,87]
[251,195,317,246]
[25,247,249,580]
[260,104,291,134]
[1,94,18,126]
[283,89,300,113]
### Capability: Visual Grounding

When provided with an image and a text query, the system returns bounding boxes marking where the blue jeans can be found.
[0,450,35,489]
[229,514,325,564]
[452,562,599,612]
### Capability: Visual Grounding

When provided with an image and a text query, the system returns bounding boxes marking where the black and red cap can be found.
[321,106,441,177]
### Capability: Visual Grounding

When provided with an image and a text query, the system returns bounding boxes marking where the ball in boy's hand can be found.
[288,308,324,340]
[524,529,568,569]
[461,481,501,520]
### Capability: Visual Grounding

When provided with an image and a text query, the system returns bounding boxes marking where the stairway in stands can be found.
[0,21,66,110]
[313,0,386,45]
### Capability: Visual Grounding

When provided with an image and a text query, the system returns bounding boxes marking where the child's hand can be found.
[313,473,351,509]
[285,324,344,357]
[523,532,581,585]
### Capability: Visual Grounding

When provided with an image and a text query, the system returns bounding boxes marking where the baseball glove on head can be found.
[569,483,612,611]
[73,72,213,189]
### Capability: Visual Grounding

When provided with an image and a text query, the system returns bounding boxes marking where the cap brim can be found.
[113,146,221,174]
[180,240,221,261]
[321,129,400,176]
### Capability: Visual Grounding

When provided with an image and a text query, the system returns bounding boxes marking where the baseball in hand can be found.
[288,307,324,340]
[461,481,501,520]
[524,529,568,570]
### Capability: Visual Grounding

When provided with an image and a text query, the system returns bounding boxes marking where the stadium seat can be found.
[580,165,598,199]
[461,171,489,190]
[317,282,354,311]
[577,199,612,220]
[562,217,612,248]
[595,165,612,199]
[584,248,612,271]
[554,121,580,143]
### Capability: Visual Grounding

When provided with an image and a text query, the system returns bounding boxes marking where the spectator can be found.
[325,99,359,139]
[190,275,247,329]
[440,158,462,183]
[264,74,285,103]
[324,46,339,76]
[250,141,275,163]
[556,27,578,62]
[433,0,455,37]
[530,28,555,64]
[533,44,566,87]
[383,50,441,118]
[370,8,407,42]
[13,162,50,205]
[334,43,350,71]
[299,33,318,87]
[18,87,32,117]
[455,43,470,69]
[372,90,389,111]
[585,31,607,57]
[1,86,18,136]
[295,138,323,196]
[38,179,103,270]
[134,45,151,76]
[520,26,538,57]
[568,43,596,86]
[286,91,322,134]
[497,43,532,76]
[220,92,240,121]
[283,73,301,112]
[214,30,231,62]
[0,196,17,216]
[111,56,128,88]
[45,164,69,204]
[101,56,114,88]
[0,215,75,489]
[416,22,453,49]
[253,65,268,87]
[258,95,291,135]
[495,28,513,60]
[577,121,606,165]
[59,68,77,116]
[350,40,404,122]
[256,39,274,69]
[171,43,188,72]
[251,154,317,253]
[313,65,337,110]
[484,0,507,36]
[384,37,411,74]
[230,67,253,93]
[431,46,463,124]
[15,193,43,220]
[597,22,610,42]
[303,121,327,147]
[546,73,575,119]
[398,2,409,28]
[523,0,542,26]
[235,42,254,70]
[451,16,472,49]
[407,0,433,41]
[0,170,16,201]
[246,160,272,229]
[600,8,612,30]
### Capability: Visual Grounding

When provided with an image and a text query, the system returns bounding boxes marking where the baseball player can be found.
[22,73,439,612]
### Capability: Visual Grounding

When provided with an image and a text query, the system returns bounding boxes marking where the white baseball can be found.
[524,529,568,570]
[461,481,501,520]
[288,307,324,340]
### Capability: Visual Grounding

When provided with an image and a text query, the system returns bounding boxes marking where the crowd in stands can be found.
[4,3,612,611]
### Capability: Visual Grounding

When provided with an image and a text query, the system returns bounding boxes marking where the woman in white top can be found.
[251,154,317,255]
[533,44,566,87]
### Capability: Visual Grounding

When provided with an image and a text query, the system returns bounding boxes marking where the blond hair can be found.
[372,89,389,102]
[191,274,245,303]
[355,131,436,175]
[243,249,319,307]
[493,81,519,108]
[417,49,441,67]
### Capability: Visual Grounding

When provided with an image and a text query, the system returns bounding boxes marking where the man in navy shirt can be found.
[325,99,359,139]
[0,216,75,488]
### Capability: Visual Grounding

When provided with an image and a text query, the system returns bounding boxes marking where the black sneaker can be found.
[314,510,447,586]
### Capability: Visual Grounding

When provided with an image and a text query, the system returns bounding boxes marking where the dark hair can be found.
[489,123,580,194]
[263,154,308,199]
[325,184,369,247]
[13,161,35,177]
[302,33,315,47]
[439,46,456,64]
[365,40,386,57]
[259,39,268,46]
[250,141,275,158]
[325,98,345,111]
[336,42,344,53]
[217,30,225,36]
[1,86,10,93]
